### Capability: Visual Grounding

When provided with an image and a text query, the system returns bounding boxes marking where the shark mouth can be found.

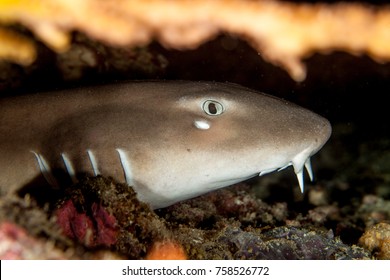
[259,147,314,193]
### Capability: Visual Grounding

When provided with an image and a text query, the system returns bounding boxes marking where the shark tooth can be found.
[296,169,305,193]
[31,151,59,188]
[304,157,313,181]
[292,157,305,193]
[293,157,314,193]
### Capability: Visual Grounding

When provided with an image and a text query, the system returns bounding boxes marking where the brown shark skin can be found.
[0,81,331,208]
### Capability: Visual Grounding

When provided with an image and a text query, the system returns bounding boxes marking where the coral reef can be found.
[0,193,121,259]
[54,176,171,259]
[359,223,390,260]
[0,221,66,259]
[1,0,390,80]
[0,27,36,65]
[0,172,378,260]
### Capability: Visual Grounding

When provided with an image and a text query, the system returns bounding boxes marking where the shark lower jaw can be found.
[210,156,314,193]
[209,150,314,194]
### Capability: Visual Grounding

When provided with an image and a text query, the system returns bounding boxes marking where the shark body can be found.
[0,81,331,208]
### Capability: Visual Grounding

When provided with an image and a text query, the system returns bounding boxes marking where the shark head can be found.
[124,82,332,208]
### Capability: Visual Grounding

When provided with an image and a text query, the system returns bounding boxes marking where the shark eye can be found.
[202,100,224,116]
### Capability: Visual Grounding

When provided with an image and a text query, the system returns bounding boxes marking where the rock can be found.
[359,222,390,260]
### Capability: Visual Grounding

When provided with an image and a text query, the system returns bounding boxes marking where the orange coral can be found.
[1,0,390,81]
[146,240,187,260]
[0,27,36,65]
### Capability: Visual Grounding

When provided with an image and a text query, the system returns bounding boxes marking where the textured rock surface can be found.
[359,223,390,260]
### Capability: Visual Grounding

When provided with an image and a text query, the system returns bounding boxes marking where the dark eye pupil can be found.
[208,103,217,114]
[202,100,224,116]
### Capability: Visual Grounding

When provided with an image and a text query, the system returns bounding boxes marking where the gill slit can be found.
[31,151,59,188]
[87,149,100,176]
[61,153,77,183]
[116,148,134,186]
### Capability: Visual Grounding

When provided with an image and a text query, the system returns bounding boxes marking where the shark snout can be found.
[255,109,332,194]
